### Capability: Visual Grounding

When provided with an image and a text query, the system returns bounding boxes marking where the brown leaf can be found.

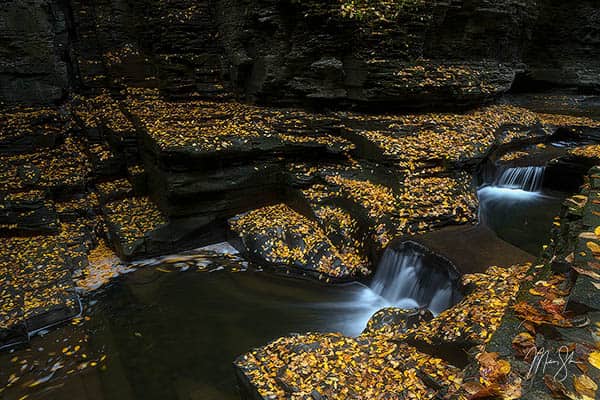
[512,332,536,361]
[477,352,511,383]
[573,266,600,281]
[462,381,500,399]
[587,261,600,270]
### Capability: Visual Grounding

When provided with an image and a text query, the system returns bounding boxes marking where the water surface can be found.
[10,267,391,400]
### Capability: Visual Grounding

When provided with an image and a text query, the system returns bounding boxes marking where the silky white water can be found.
[368,247,457,315]
[495,166,545,192]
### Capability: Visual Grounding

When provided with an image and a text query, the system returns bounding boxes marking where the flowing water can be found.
[494,166,545,192]
[368,246,461,315]
[0,245,461,400]
[478,165,566,255]
[1,164,569,400]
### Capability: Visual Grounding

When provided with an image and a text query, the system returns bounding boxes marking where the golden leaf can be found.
[586,241,600,255]
[574,374,597,399]
[589,351,600,370]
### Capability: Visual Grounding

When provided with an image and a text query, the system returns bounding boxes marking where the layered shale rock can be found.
[218,0,537,108]
[233,167,600,400]
[521,0,600,92]
[68,0,229,97]
[2,0,598,108]
[0,0,71,106]
[234,263,531,399]
[229,203,369,280]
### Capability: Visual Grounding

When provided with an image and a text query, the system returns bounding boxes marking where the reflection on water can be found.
[477,185,564,255]
[2,242,461,400]
[73,268,393,400]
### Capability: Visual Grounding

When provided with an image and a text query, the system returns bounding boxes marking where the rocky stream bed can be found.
[0,90,599,399]
[1,0,600,399]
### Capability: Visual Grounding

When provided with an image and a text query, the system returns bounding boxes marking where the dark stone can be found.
[362,307,434,336]
[0,193,59,234]
[17,164,41,185]
[0,0,71,106]
[2,0,599,108]
[218,0,536,109]
[522,0,600,92]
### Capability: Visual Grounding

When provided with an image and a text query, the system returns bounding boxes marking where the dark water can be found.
[7,268,389,400]
[478,186,565,255]
[2,167,572,400]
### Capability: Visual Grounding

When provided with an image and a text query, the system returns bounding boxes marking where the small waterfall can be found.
[369,244,460,315]
[495,166,545,192]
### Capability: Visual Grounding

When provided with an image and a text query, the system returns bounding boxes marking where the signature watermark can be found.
[525,346,581,384]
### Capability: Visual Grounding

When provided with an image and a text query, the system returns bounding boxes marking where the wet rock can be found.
[362,307,434,336]
[0,191,59,234]
[522,0,600,92]
[229,203,366,280]
[95,178,134,205]
[219,0,536,108]
[0,108,67,155]
[0,232,88,349]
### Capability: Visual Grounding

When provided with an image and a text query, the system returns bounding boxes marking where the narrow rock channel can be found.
[1,1,600,399]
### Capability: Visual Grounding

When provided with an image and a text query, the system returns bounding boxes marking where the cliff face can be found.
[0,0,598,107]
[218,0,537,108]
[521,0,600,91]
[0,0,72,106]
[68,0,228,99]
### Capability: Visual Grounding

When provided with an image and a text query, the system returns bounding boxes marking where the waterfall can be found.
[368,245,460,315]
[495,166,545,192]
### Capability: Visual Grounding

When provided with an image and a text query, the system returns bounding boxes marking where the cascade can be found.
[368,244,461,315]
[495,166,545,192]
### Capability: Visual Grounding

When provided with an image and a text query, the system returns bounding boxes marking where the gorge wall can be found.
[0,0,72,105]
[2,0,599,108]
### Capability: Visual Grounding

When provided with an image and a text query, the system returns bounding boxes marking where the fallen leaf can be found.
[512,332,536,361]
[573,266,600,281]
[574,374,597,398]
[462,381,500,399]
[590,351,600,370]
[586,241,600,255]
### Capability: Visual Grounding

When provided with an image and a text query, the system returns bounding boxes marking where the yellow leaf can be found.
[586,241,600,254]
[590,351,600,370]
[574,374,597,398]
[595,226,600,237]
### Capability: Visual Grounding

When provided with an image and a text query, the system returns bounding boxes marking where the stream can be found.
[0,163,577,400]
[478,165,566,254]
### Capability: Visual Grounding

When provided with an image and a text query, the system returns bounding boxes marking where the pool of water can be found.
[2,266,394,400]
[477,186,565,255]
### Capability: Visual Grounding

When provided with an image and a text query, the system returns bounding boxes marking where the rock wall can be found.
[217,0,537,108]
[0,0,72,106]
[521,0,600,91]
[0,0,599,107]
[69,0,229,98]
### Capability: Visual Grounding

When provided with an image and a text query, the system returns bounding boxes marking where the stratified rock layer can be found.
[2,0,599,107]
[0,91,599,349]
[0,1,71,106]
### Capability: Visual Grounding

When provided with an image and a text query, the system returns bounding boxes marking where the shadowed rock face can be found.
[2,0,598,107]
[520,0,600,92]
[217,0,535,108]
[0,0,71,106]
